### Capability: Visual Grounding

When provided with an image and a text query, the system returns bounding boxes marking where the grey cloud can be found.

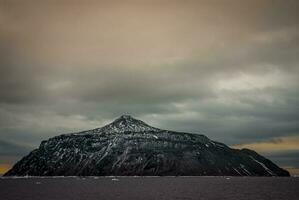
[0,0,299,167]
[0,140,32,157]
[263,150,299,168]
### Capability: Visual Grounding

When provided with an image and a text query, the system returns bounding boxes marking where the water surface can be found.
[1,176,298,200]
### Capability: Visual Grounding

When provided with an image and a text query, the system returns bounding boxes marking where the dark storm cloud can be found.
[0,140,32,157]
[0,0,299,169]
[265,150,299,168]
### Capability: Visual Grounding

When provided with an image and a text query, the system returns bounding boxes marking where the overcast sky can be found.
[0,0,299,174]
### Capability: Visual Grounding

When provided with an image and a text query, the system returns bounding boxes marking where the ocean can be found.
[1,176,298,200]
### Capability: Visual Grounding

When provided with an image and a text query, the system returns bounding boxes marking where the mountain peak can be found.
[116,114,135,120]
[119,114,133,118]
[99,115,160,133]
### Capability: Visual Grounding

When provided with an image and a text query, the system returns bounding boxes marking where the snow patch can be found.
[153,135,158,139]
[250,156,275,176]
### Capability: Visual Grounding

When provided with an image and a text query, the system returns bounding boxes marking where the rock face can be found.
[5,115,289,176]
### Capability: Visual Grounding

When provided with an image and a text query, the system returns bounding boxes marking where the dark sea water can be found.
[1,176,298,200]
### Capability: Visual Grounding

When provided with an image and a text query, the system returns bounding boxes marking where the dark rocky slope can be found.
[5,115,289,176]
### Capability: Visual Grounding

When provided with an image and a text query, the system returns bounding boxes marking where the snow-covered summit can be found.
[98,115,160,133]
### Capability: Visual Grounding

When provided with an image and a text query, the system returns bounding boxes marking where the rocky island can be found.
[5,115,289,176]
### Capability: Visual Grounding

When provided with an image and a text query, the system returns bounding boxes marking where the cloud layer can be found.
[0,0,299,171]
